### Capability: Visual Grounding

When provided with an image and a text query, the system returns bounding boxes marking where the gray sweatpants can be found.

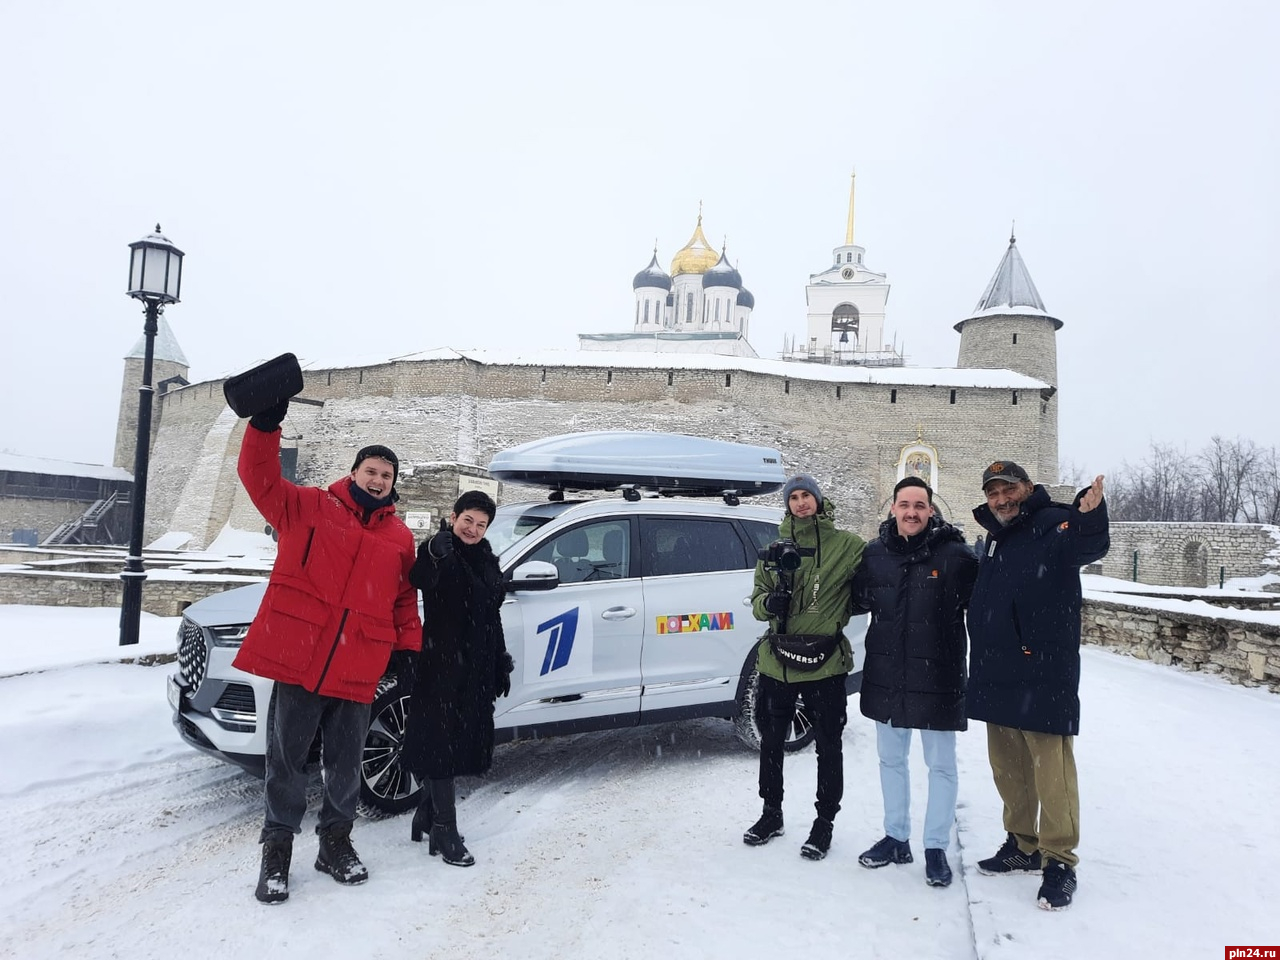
[260,681,371,843]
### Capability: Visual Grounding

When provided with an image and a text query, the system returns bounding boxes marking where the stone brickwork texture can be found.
[1099,522,1280,588]
[142,356,1058,548]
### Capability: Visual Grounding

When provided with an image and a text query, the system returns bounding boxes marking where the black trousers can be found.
[260,681,371,842]
[757,673,848,822]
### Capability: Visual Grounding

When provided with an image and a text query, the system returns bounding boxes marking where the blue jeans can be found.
[875,720,957,851]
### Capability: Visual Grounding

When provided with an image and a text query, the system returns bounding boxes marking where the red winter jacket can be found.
[232,425,421,703]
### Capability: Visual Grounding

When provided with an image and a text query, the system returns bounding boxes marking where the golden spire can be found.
[845,169,856,246]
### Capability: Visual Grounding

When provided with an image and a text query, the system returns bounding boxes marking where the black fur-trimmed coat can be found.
[401,535,512,779]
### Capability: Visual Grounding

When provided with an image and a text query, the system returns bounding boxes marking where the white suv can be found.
[168,496,867,813]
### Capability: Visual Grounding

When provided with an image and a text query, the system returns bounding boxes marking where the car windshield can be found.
[485,505,559,556]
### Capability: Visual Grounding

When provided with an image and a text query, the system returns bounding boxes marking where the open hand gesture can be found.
[1078,475,1105,513]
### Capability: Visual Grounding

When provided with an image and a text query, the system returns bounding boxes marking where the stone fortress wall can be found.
[1099,522,1280,588]
[143,355,1055,549]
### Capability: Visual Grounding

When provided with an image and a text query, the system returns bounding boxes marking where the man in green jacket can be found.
[744,474,866,860]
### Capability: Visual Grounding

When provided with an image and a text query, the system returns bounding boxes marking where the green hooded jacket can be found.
[751,497,867,683]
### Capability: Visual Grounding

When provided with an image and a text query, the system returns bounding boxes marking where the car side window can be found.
[640,518,748,576]
[742,520,778,556]
[524,520,631,584]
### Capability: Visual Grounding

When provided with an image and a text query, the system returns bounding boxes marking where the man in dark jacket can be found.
[967,460,1108,912]
[233,399,421,904]
[851,477,977,888]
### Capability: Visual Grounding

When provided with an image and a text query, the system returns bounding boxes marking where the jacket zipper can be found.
[313,608,350,693]
[300,529,315,567]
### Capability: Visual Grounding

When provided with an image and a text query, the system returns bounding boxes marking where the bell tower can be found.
[802,172,891,361]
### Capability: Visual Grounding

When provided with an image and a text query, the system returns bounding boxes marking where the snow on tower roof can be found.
[964,233,1061,328]
[126,317,188,366]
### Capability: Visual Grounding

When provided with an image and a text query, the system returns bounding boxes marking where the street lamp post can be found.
[120,225,184,646]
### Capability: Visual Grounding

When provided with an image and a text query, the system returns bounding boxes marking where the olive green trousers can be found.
[985,723,1080,868]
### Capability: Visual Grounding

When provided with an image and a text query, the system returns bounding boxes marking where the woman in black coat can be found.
[402,490,513,867]
[849,478,977,887]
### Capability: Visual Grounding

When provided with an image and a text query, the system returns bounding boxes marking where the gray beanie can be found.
[782,473,824,512]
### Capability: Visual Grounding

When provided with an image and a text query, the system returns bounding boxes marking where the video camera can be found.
[757,537,802,572]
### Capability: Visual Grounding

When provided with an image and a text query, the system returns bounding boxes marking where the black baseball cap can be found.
[981,460,1030,490]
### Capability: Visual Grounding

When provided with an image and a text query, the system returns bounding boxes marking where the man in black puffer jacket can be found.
[850,477,977,888]
[967,460,1108,912]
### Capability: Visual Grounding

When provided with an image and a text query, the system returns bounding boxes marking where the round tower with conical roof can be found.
[954,232,1062,479]
[113,315,190,471]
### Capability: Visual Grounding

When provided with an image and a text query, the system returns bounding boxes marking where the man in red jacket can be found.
[232,398,421,904]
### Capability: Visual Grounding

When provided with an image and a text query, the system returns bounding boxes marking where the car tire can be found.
[733,668,816,753]
[359,674,424,814]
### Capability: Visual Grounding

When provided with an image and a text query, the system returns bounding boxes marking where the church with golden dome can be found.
[578,207,760,358]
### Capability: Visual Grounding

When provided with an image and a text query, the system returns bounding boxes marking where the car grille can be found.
[211,683,258,731]
[177,618,208,689]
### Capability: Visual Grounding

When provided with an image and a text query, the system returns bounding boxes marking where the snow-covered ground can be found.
[1,604,1277,959]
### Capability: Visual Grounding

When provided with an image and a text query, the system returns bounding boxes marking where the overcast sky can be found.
[2,1,1276,480]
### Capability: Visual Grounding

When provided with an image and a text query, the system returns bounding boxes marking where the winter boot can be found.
[742,806,785,846]
[977,832,1042,876]
[857,835,913,868]
[800,817,833,861]
[314,822,369,885]
[429,777,475,867]
[255,836,292,904]
[1037,860,1078,910]
[924,848,953,887]
[410,793,433,844]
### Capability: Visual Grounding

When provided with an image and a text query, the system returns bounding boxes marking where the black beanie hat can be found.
[351,445,399,482]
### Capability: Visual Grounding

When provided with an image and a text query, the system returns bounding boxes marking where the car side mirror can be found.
[506,560,560,592]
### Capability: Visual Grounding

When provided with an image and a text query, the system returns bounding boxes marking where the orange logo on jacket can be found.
[1058,521,1070,532]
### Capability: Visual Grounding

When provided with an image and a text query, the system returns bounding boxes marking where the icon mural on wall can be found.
[896,426,941,501]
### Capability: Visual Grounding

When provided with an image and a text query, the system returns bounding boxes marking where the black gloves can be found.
[427,517,454,560]
[495,651,514,698]
[389,650,417,697]
[249,399,290,433]
[763,592,790,618]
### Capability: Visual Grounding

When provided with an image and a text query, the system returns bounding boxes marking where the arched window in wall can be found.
[687,292,695,325]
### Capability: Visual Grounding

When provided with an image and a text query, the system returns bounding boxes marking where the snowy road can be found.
[0,607,1277,959]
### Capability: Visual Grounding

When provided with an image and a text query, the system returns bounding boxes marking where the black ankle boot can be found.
[430,821,475,867]
[428,777,474,867]
[410,794,433,843]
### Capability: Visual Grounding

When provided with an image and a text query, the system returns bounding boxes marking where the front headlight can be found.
[210,624,251,647]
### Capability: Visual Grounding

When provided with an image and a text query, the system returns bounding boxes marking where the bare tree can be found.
[1197,436,1257,522]
[1108,443,1199,521]
[1242,445,1280,525]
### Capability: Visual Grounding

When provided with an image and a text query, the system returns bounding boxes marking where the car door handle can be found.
[601,606,637,621]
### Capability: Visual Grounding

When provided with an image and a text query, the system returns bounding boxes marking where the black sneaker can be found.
[314,823,369,885]
[743,807,784,846]
[255,837,292,904]
[1037,861,1077,910]
[857,835,913,868]
[924,848,952,887]
[977,833,1042,875]
[800,817,833,861]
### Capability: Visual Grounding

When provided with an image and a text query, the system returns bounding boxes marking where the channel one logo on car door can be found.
[498,518,644,728]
